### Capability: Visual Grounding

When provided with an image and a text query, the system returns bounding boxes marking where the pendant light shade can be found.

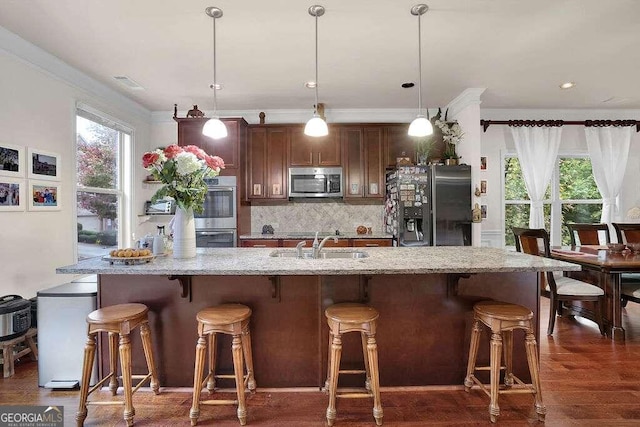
[408,4,433,137]
[203,6,227,140]
[304,5,328,137]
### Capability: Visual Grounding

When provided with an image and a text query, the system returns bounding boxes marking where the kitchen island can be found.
[57,247,579,388]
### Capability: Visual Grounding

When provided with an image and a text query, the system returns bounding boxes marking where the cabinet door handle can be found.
[253,244,267,248]
[309,152,314,165]
[365,243,379,247]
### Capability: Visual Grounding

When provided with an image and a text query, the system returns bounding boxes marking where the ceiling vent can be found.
[113,76,144,90]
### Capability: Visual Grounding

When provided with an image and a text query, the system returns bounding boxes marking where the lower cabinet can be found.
[352,239,393,247]
[281,239,350,248]
[240,239,280,248]
[241,238,392,247]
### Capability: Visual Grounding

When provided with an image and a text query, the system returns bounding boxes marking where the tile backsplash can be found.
[251,201,384,234]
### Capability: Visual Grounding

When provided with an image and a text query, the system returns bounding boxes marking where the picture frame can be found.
[28,148,61,181]
[28,180,61,211]
[0,178,26,211]
[480,156,487,171]
[480,180,487,194]
[481,204,487,220]
[0,143,25,178]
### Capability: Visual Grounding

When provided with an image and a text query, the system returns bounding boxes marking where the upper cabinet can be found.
[342,126,384,199]
[174,117,248,172]
[288,125,341,167]
[246,126,288,200]
[384,124,416,169]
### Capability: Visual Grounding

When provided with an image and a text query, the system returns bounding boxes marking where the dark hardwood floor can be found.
[4,297,640,426]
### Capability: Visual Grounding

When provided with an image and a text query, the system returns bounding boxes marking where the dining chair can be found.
[566,223,610,246]
[611,223,640,306]
[512,227,605,335]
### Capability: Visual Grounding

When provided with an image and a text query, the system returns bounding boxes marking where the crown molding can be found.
[445,88,486,119]
[0,25,151,122]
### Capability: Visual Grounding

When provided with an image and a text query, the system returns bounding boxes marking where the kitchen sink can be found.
[269,249,368,259]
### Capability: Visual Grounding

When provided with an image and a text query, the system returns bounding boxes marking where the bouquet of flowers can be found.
[142,145,224,213]
[435,119,464,159]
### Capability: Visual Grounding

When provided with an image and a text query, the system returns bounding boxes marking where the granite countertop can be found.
[239,232,391,240]
[57,247,581,276]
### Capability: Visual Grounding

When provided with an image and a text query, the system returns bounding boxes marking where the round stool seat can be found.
[87,303,148,324]
[197,304,252,326]
[474,301,533,322]
[325,303,379,324]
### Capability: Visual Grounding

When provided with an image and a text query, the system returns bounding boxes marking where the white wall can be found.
[480,108,640,247]
[0,43,152,298]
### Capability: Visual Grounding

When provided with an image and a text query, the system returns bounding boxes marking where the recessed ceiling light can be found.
[305,81,317,89]
[401,82,415,88]
[209,83,222,90]
[559,81,575,90]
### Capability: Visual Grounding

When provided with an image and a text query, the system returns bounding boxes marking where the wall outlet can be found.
[253,184,262,196]
[272,183,281,195]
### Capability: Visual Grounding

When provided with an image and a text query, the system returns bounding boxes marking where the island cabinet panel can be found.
[288,125,341,167]
[281,239,350,248]
[240,239,279,248]
[246,127,288,200]
[342,126,385,199]
[351,238,392,247]
[175,117,247,172]
[384,124,416,169]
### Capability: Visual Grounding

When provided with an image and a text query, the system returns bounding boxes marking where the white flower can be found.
[175,152,201,176]
[435,119,464,145]
[154,148,167,162]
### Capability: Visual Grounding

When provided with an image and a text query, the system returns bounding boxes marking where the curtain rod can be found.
[480,119,640,133]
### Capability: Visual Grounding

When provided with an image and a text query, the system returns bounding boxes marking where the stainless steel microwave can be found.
[288,167,343,198]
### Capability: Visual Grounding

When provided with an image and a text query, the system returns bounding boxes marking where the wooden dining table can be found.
[550,245,640,342]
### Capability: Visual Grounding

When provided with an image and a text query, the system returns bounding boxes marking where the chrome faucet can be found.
[296,241,306,258]
[314,235,338,258]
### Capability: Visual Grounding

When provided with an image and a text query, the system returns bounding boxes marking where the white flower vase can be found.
[172,207,196,259]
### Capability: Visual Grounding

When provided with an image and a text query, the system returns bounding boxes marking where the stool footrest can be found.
[338,369,366,375]
[88,373,115,395]
[337,392,373,399]
[87,401,125,407]
[200,399,239,406]
[474,366,506,372]
[468,375,536,397]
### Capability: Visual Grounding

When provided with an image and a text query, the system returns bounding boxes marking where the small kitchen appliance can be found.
[0,295,31,341]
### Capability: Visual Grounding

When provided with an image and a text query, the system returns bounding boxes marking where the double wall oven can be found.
[194,176,237,247]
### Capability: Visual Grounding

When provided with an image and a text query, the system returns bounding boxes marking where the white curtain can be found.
[585,126,632,225]
[510,126,563,229]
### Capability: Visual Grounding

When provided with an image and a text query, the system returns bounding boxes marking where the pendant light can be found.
[202,6,228,139]
[304,5,329,137]
[408,4,433,137]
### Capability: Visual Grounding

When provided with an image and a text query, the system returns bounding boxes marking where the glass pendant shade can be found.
[202,117,228,139]
[408,115,433,137]
[304,114,329,137]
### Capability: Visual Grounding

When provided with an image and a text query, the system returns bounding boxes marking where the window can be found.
[75,106,132,260]
[504,154,601,247]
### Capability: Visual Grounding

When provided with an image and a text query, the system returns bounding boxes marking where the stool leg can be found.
[76,333,96,427]
[464,319,481,390]
[326,333,342,427]
[366,333,383,426]
[489,332,502,423]
[232,334,247,426]
[119,333,134,427]
[140,322,160,394]
[3,343,14,378]
[207,333,217,393]
[190,334,207,426]
[502,330,514,387]
[323,332,332,392]
[361,331,372,391]
[524,330,546,421]
[26,334,38,361]
[108,332,119,395]
[241,326,257,391]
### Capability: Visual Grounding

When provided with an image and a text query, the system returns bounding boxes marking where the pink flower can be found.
[164,144,184,159]
[183,145,207,160]
[206,155,225,170]
[142,152,159,168]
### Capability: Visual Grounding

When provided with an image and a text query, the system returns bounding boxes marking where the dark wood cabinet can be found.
[351,239,393,247]
[240,239,279,248]
[288,125,341,167]
[342,126,384,200]
[384,124,417,169]
[246,126,288,200]
[281,239,350,248]
[175,117,247,173]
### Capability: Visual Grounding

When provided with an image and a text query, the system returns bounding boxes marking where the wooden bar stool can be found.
[464,300,545,423]
[324,303,383,426]
[76,303,160,427]
[190,303,256,426]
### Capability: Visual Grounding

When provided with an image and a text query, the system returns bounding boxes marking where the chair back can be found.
[612,223,640,244]
[566,223,611,246]
[512,227,556,296]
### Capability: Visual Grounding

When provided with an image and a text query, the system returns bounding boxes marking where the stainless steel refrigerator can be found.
[384,165,472,246]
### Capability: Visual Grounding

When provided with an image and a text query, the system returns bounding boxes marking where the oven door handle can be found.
[197,231,233,236]
[207,186,235,192]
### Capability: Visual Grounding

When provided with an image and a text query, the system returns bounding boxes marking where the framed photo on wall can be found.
[480,156,487,171]
[480,180,487,194]
[481,204,487,220]
[0,143,25,178]
[28,148,61,181]
[28,180,61,211]
[0,178,25,211]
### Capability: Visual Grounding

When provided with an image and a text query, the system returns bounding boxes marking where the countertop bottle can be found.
[153,226,165,255]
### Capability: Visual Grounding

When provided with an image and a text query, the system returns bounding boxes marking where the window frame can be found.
[502,151,602,247]
[74,103,133,261]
